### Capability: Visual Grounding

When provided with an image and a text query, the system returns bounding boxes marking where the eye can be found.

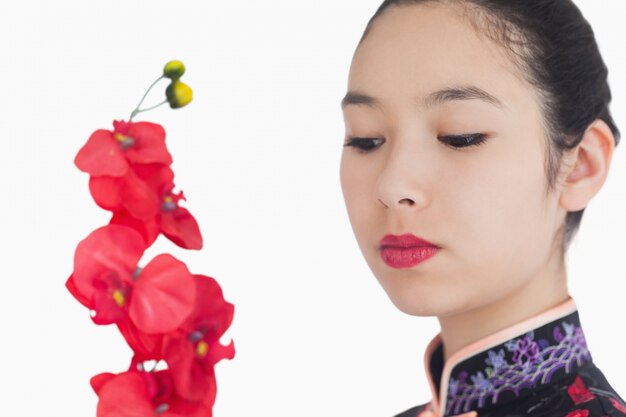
[343,137,385,153]
[439,133,488,149]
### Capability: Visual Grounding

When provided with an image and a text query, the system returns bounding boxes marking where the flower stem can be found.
[149,360,160,372]
[130,99,168,120]
[129,75,165,121]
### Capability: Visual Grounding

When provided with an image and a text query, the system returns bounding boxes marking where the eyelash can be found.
[343,134,488,153]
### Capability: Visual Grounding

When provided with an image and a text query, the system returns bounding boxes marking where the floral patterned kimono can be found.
[394,297,626,417]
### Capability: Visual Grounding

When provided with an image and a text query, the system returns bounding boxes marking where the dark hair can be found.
[359,0,621,256]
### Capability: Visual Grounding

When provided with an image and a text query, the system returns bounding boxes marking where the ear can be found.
[559,119,616,212]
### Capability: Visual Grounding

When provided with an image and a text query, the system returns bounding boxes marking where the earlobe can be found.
[558,119,615,212]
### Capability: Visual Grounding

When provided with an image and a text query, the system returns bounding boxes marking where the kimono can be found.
[394,297,626,417]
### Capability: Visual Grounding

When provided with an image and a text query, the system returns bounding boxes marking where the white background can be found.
[1,1,625,416]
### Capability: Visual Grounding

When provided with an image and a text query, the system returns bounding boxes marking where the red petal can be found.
[95,371,155,417]
[148,370,175,405]
[185,275,234,339]
[207,338,235,368]
[65,274,91,308]
[89,176,123,211]
[131,163,175,195]
[109,210,161,249]
[94,368,207,417]
[154,370,212,417]
[75,129,128,176]
[119,169,160,221]
[162,336,194,396]
[73,225,146,300]
[167,398,213,417]
[117,319,164,361]
[90,372,116,395]
[161,207,203,250]
[90,276,129,325]
[162,336,217,403]
[113,119,132,134]
[162,275,234,402]
[124,122,173,165]
[129,254,196,334]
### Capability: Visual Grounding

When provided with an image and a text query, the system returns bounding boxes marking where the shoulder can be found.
[392,402,431,417]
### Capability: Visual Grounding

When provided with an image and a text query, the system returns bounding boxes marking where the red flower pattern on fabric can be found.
[568,375,596,405]
[611,397,626,413]
[564,409,589,417]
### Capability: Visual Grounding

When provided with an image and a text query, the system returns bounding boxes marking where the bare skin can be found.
[339,3,615,362]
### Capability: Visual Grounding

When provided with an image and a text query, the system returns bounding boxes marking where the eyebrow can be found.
[340,85,505,111]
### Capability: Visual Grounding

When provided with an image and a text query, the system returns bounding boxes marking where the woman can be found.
[339,1,624,416]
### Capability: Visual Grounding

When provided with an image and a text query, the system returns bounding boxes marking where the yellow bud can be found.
[166,80,193,109]
[196,341,209,358]
[163,60,186,80]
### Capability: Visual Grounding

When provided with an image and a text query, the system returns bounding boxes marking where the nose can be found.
[375,146,431,211]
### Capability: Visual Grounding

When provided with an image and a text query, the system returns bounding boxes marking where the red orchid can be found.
[88,167,161,221]
[108,162,203,250]
[66,272,162,361]
[75,120,172,177]
[567,375,596,405]
[68,224,196,335]
[76,120,173,222]
[91,370,212,417]
[69,61,234,416]
[163,274,235,403]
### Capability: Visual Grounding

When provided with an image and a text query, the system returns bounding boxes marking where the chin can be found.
[384,288,442,317]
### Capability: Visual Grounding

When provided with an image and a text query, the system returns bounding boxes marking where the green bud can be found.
[163,60,186,80]
[166,80,193,108]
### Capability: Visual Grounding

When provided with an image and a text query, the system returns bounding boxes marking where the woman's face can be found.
[339,3,566,317]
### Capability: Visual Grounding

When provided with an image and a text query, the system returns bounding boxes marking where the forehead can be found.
[347,3,529,112]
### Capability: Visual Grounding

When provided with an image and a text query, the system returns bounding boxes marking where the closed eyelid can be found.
[344,133,488,152]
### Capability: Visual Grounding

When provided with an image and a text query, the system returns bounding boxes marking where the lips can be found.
[379,233,439,268]
[379,233,438,249]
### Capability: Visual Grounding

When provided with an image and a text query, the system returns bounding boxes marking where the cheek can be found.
[445,139,551,264]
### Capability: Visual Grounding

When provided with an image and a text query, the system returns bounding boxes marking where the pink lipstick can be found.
[379,233,439,268]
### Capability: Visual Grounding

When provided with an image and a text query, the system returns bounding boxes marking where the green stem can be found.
[130,99,168,120]
[149,360,160,372]
[129,75,165,121]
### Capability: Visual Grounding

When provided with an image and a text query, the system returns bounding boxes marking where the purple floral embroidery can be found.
[445,320,592,416]
[485,349,506,371]
[470,371,494,392]
[511,333,541,364]
[554,326,564,342]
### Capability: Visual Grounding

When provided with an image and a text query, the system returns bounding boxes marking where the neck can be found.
[437,254,570,363]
